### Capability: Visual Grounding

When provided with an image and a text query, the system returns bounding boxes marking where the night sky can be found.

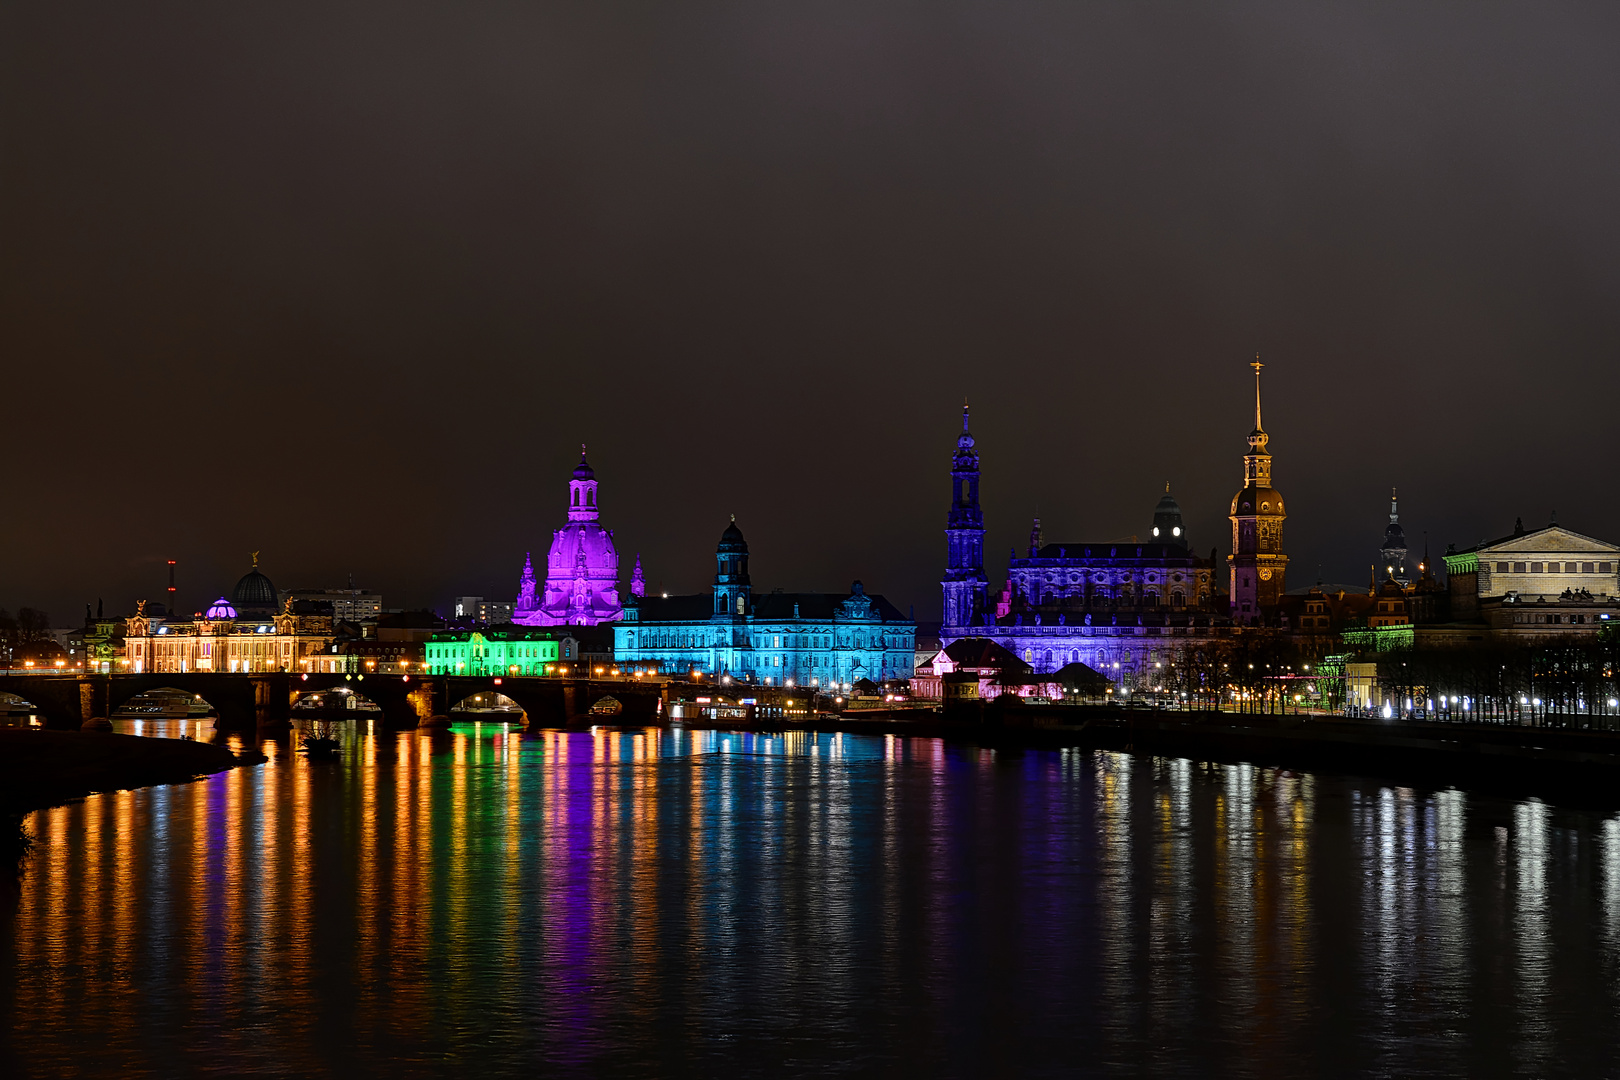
[4,4,1619,624]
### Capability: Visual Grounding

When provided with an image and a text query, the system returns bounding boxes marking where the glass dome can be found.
[205,597,237,620]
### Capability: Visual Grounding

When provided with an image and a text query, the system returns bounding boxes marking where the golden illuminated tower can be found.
[1228,361,1287,622]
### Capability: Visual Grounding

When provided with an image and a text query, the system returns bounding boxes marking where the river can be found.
[4,721,1620,1077]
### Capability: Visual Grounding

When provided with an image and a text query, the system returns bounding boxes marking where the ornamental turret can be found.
[942,403,989,629]
[713,517,751,618]
[516,553,538,613]
[567,444,599,522]
[1228,362,1288,621]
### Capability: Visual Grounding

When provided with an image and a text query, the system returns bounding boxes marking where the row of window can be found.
[627,631,906,651]
[426,645,551,659]
[1495,561,1612,574]
[1020,647,1137,668]
[1511,613,1601,625]
[1031,589,1203,607]
[1024,572,1205,585]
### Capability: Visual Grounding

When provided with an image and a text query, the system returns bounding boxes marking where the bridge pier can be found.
[77,678,107,728]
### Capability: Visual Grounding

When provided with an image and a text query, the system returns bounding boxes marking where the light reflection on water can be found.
[7,726,1620,1077]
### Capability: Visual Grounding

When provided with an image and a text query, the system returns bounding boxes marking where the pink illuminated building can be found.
[513,448,633,627]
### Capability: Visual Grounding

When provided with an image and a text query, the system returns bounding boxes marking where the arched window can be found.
[587,489,595,506]
[1042,650,1053,668]
[1172,591,1185,608]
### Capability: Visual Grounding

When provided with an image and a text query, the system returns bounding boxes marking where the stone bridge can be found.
[0,673,667,731]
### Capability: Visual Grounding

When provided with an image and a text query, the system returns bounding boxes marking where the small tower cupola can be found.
[1152,482,1186,545]
[568,444,600,522]
[713,516,751,617]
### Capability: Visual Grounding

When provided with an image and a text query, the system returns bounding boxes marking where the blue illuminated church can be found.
[614,519,916,687]
[939,404,1234,681]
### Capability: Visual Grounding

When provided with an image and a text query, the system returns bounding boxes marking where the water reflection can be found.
[8,729,1620,1077]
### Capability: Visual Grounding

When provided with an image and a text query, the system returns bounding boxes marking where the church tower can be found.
[1228,362,1288,622]
[941,404,988,629]
[1379,488,1409,585]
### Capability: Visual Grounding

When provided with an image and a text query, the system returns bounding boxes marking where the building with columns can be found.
[1441,517,1620,633]
[122,557,338,673]
[513,448,628,627]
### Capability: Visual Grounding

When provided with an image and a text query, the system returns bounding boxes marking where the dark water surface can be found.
[5,722,1620,1077]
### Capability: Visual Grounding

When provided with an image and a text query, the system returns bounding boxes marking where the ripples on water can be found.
[5,721,1620,1077]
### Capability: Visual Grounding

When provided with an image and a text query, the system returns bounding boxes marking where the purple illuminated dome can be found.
[513,446,623,627]
[205,597,238,620]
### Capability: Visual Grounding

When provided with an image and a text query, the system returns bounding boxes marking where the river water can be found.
[4,721,1620,1077]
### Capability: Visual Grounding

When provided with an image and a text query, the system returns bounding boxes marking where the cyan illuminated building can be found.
[614,519,916,687]
[513,448,632,627]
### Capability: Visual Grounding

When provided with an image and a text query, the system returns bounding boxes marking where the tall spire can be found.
[1251,357,1265,432]
[1389,487,1399,523]
[962,398,970,433]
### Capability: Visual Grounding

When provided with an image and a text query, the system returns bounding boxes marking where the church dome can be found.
[718,517,748,554]
[232,562,278,612]
[1382,521,1408,551]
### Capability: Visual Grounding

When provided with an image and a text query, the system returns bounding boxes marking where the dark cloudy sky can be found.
[4,3,1619,623]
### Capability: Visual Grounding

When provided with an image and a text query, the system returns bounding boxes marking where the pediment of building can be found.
[1480,526,1619,556]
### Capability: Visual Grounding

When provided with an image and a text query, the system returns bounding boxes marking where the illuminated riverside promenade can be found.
[8,720,1620,1076]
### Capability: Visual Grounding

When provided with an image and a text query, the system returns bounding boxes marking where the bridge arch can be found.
[292,687,383,714]
[112,686,218,719]
[0,690,42,722]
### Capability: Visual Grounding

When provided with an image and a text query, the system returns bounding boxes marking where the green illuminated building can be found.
[425,629,561,676]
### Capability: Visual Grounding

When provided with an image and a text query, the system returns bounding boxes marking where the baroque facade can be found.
[938,411,1228,680]
[425,628,561,676]
[614,519,916,686]
[513,448,629,627]
[938,369,1287,680]
[122,557,336,673]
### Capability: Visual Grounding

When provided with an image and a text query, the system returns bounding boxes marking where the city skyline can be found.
[17,381,1604,626]
[7,5,1620,621]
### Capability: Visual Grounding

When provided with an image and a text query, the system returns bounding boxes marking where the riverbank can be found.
[676,705,1620,807]
[0,728,265,813]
